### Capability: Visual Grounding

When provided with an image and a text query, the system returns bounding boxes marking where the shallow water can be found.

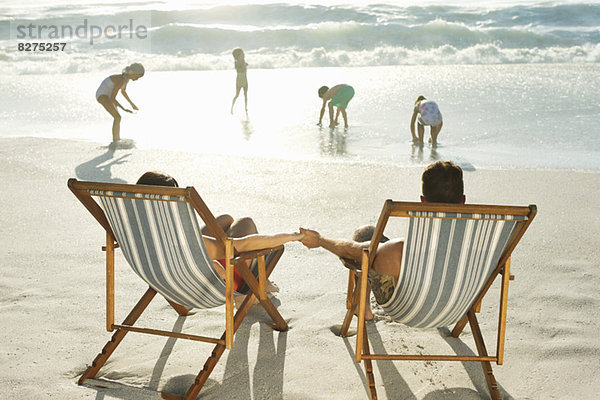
[1,64,599,170]
[2,1,598,170]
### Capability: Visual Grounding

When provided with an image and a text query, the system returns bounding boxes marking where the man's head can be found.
[421,161,465,204]
[136,171,179,187]
[318,86,329,98]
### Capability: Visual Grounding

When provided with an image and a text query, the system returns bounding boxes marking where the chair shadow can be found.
[219,301,288,400]
[366,322,418,400]
[338,321,416,400]
[148,316,186,391]
[82,301,286,400]
[159,299,287,400]
[338,322,514,399]
[75,147,131,183]
[437,327,513,399]
[422,387,489,399]
[82,314,219,400]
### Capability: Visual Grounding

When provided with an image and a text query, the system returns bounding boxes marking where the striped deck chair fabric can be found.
[71,179,290,400]
[381,211,528,328]
[90,190,259,309]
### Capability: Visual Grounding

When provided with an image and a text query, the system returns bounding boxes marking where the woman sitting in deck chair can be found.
[137,170,302,306]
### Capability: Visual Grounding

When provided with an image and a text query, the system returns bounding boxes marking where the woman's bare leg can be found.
[201,214,234,237]
[225,217,280,306]
[227,216,258,237]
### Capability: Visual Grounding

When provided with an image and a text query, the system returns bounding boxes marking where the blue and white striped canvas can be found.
[91,190,231,309]
[381,211,526,328]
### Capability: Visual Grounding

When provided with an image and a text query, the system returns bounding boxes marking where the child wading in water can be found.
[317,84,355,128]
[230,48,248,114]
[95,63,144,143]
[410,95,443,146]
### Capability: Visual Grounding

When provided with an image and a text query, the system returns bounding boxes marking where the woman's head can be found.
[123,63,145,80]
[136,171,178,187]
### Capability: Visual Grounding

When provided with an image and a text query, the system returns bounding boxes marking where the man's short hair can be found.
[421,161,464,203]
[318,86,329,98]
[136,171,179,187]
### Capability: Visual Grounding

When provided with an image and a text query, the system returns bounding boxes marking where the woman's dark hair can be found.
[136,171,179,187]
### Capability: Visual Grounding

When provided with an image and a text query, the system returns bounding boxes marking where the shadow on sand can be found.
[75,146,131,183]
[338,322,513,399]
[82,298,288,400]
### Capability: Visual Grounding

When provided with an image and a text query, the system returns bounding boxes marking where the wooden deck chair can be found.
[68,179,289,400]
[339,200,536,400]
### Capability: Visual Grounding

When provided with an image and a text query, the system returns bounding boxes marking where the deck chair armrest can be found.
[233,245,284,263]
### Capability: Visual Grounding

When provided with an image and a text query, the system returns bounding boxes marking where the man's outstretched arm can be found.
[299,227,368,263]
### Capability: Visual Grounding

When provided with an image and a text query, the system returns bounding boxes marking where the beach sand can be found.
[1,136,598,399]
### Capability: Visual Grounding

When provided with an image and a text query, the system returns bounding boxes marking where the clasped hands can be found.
[298,227,321,249]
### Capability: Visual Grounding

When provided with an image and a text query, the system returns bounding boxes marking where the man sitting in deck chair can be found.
[299,161,464,320]
[137,171,299,305]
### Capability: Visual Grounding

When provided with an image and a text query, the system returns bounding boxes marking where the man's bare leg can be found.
[225,217,279,305]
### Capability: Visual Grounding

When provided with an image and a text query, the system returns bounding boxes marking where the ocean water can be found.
[1,1,599,170]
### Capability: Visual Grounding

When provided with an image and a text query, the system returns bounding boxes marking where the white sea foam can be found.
[1,2,599,74]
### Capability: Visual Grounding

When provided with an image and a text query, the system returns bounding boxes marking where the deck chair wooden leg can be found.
[165,250,288,400]
[79,287,157,385]
[166,299,191,316]
[346,270,355,309]
[174,293,259,400]
[235,250,288,331]
[362,322,378,400]
[257,297,288,331]
[257,250,288,331]
[467,310,501,400]
[340,276,361,337]
[451,314,469,338]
